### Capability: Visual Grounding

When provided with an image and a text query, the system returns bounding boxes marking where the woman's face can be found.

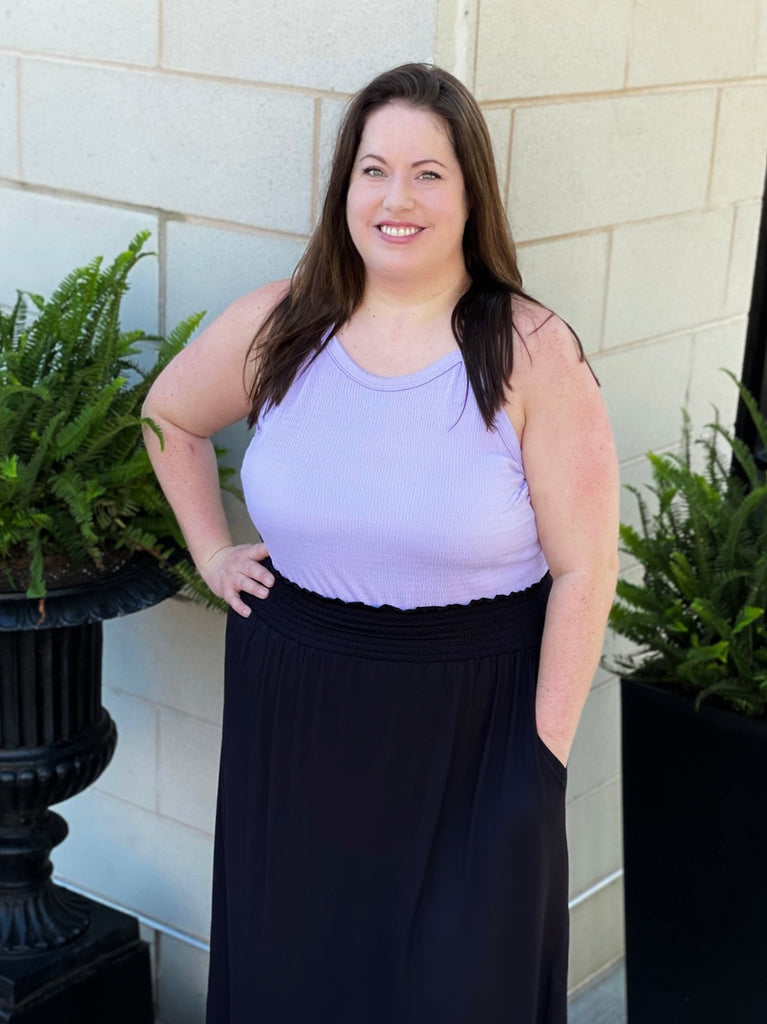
[345,102,469,285]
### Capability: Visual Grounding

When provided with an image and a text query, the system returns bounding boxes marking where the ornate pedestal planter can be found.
[0,555,180,1024]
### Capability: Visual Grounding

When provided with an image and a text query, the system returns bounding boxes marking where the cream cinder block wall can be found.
[2,0,765,1019]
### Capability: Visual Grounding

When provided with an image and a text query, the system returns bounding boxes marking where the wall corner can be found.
[433,0,479,88]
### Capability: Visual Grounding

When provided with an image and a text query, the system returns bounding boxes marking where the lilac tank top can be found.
[241,335,548,609]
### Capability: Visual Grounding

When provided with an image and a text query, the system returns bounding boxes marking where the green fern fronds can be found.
[0,233,237,606]
[608,375,767,718]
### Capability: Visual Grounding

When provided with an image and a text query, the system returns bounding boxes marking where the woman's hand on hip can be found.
[202,542,274,617]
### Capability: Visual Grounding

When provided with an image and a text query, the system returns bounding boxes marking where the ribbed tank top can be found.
[241,335,548,609]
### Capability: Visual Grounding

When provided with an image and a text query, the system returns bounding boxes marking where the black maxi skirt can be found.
[206,569,569,1024]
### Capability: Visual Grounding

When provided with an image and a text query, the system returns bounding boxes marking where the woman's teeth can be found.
[379,225,421,237]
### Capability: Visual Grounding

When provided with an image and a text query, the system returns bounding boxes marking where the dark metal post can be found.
[734,160,767,465]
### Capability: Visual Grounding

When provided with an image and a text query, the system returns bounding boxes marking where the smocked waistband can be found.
[238,565,552,663]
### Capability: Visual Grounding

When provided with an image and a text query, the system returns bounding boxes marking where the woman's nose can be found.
[383,175,414,213]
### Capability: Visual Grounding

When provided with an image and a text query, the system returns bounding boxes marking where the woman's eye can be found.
[419,170,441,180]
[362,167,384,177]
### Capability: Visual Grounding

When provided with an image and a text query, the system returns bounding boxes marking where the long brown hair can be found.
[247,62,579,429]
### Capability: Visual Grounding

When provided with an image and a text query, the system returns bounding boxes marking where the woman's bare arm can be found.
[142,280,288,616]
[506,309,620,766]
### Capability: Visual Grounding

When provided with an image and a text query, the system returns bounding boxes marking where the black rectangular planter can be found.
[621,678,767,1023]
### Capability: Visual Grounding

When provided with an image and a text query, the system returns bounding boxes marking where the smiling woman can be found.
[345,103,469,298]
[142,62,619,1024]
[341,102,470,373]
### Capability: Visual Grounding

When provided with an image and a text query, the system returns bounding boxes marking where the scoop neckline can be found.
[327,335,463,391]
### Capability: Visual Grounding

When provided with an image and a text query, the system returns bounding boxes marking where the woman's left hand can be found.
[535,719,572,769]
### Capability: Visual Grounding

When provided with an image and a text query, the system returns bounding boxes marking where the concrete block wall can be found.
[1,0,764,1018]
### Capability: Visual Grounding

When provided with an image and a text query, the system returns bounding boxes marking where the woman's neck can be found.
[356,271,471,335]
[337,271,472,377]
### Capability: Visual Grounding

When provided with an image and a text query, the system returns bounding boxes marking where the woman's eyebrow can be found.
[358,153,448,168]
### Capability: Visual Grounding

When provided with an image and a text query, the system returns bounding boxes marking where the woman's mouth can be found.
[377,224,424,238]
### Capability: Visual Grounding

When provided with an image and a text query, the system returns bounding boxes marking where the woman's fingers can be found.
[202,543,274,615]
[247,543,274,587]
[227,591,254,619]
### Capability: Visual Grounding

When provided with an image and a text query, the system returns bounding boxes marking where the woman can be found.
[143,63,619,1024]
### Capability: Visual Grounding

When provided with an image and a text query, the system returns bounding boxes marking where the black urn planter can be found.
[621,678,767,1024]
[0,555,181,1024]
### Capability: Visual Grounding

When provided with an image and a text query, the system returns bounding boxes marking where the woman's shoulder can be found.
[222,278,291,331]
[504,297,605,451]
[510,297,586,381]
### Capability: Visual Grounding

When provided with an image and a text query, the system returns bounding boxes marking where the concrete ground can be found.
[568,961,627,1023]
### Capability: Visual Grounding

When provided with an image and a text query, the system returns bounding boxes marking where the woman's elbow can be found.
[141,385,157,422]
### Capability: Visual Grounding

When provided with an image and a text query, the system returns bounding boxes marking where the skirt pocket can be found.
[534,730,568,787]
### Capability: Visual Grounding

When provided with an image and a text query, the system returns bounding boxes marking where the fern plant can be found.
[609,372,767,719]
[0,231,236,609]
